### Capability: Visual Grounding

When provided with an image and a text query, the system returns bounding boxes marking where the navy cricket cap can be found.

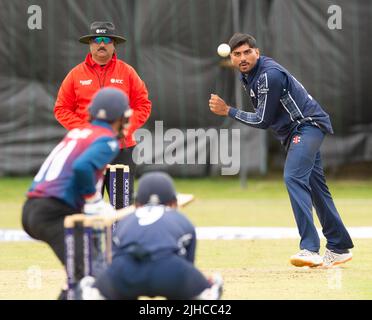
[135,172,177,206]
[88,87,131,122]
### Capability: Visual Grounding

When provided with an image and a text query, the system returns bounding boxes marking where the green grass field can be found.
[1,176,372,299]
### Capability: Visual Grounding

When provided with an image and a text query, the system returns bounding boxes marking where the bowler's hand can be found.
[209,94,230,116]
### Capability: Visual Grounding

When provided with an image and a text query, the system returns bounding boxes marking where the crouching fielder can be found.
[77,172,223,300]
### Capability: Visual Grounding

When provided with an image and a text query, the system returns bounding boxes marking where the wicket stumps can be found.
[64,215,113,300]
[108,164,130,209]
[108,164,130,231]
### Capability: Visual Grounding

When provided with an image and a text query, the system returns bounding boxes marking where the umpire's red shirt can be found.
[54,53,152,148]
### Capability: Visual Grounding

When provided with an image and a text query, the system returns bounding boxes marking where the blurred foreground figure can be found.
[76,172,223,300]
[22,88,131,298]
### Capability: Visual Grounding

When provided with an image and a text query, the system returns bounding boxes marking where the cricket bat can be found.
[113,193,195,222]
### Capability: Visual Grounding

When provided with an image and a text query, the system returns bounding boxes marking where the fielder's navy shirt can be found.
[113,205,196,263]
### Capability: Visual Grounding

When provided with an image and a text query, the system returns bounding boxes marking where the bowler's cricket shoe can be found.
[322,249,352,268]
[290,249,323,267]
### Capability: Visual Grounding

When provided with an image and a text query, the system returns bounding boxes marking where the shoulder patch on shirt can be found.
[107,140,118,152]
[257,73,269,95]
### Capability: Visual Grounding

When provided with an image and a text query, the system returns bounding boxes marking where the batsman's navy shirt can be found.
[113,206,196,263]
[27,120,119,210]
[228,56,333,147]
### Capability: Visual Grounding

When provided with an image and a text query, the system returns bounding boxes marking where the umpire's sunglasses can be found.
[92,37,113,44]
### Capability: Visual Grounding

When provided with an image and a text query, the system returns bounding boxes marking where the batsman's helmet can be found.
[135,172,177,206]
[88,87,131,123]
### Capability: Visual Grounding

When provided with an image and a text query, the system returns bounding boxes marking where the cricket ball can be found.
[217,43,231,58]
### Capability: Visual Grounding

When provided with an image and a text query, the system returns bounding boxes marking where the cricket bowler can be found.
[209,33,353,268]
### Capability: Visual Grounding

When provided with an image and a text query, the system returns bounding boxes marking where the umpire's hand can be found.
[209,94,230,116]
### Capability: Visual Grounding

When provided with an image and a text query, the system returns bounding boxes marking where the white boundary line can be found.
[1,227,372,242]
[196,227,372,240]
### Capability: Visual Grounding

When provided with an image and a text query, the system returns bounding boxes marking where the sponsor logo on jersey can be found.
[292,135,301,144]
[111,78,124,84]
[80,79,93,86]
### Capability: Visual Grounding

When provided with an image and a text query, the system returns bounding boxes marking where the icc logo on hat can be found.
[95,29,107,34]
[79,21,126,44]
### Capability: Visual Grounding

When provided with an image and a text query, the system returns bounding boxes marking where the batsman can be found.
[209,33,354,268]
[22,88,131,299]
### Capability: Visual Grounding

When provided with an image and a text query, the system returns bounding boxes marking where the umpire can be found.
[54,21,152,204]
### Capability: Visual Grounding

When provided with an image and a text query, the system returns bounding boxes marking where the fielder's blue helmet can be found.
[135,172,177,205]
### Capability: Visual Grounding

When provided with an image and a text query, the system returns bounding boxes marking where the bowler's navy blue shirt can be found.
[228,56,333,146]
